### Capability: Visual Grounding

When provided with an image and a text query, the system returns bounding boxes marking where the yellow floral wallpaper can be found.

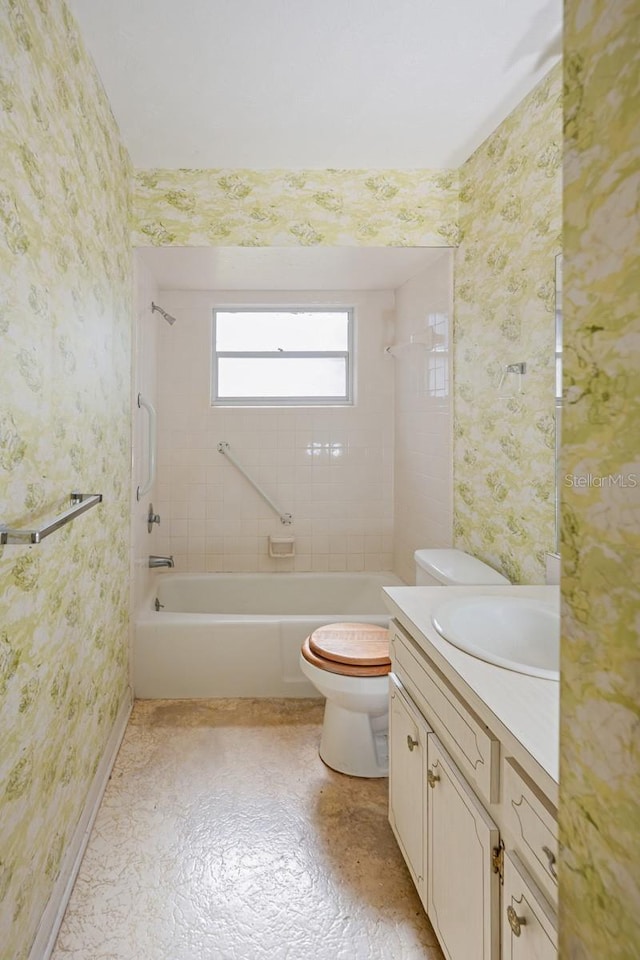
[560,2,640,955]
[453,65,562,584]
[131,167,459,247]
[0,2,132,957]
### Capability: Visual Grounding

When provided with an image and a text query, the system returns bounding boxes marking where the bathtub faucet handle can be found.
[149,555,174,569]
[147,503,161,533]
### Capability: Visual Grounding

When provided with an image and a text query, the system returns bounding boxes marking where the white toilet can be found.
[414,548,510,587]
[299,549,510,778]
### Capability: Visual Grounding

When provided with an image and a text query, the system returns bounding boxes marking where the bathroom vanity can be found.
[383,585,559,960]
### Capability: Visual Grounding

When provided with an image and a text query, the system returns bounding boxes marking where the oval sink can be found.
[431,595,560,680]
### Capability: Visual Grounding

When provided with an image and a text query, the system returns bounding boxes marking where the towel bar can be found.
[0,493,103,545]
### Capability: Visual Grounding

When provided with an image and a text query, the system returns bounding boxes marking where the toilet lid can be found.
[308,622,390,666]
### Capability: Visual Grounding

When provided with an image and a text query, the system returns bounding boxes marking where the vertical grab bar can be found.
[136,393,156,501]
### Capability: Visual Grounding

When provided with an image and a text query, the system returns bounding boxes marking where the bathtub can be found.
[134,572,404,698]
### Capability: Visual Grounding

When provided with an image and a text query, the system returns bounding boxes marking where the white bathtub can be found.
[134,572,404,698]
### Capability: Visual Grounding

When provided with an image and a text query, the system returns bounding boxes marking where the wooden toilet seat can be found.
[302,622,391,677]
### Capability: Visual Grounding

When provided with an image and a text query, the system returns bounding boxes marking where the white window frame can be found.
[211,307,354,407]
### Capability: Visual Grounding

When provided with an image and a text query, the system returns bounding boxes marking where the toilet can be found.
[414,548,510,587]
[300,622,391,778]
[300,549,510,778]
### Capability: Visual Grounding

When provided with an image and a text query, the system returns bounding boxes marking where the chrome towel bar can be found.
[217,441,293,525]
[0,492,103,545]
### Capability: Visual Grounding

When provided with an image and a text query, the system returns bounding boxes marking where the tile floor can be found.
[52,699,444,960]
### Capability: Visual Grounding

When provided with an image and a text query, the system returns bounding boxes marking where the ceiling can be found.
[67,0,562,170]
[138,246,449,291]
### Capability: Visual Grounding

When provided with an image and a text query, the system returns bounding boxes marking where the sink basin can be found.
[431,595,560,680]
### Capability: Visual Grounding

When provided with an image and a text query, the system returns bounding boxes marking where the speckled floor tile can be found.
[52,699,444,960]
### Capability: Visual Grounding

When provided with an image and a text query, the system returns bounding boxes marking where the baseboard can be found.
[29,689,133,960]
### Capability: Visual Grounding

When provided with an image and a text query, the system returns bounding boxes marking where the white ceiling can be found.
[138,246,448,291]
[67,0,561,170]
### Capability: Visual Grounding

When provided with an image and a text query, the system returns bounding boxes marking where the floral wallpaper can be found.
[131,167,459,248]
[0,2,132,957]
[453,65,562,584]
[560,2,640,956]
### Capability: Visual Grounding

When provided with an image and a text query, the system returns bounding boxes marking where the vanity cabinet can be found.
[389,678,429,896]
[503,759,558,907]
[388,620,558,960]
[502,853,557,960]
[427,734,499,960]
[391,622,500,803]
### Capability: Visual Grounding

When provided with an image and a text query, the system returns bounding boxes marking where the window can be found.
[212,308,353,405]
[426,312,450,399]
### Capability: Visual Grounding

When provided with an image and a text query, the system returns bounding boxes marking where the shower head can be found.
[151,302,177,325]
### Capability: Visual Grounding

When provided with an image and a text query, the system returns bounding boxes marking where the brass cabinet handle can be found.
[507,905,526,937]
[542,845,558,880]
[427,768,440,788]
[407,735,419,751]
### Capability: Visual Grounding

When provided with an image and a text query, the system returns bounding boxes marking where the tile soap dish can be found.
[268,536,295,558]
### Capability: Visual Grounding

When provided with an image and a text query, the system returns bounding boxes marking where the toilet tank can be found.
[414,549,510,586]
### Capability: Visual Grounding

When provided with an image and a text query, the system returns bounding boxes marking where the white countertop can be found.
[383,585,560,800]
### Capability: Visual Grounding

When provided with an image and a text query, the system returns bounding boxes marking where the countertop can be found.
[383,585,560,804]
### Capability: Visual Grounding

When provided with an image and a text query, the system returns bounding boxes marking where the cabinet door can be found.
[389,676,429,896]
[502,852,557,960]
[427,734,500,960]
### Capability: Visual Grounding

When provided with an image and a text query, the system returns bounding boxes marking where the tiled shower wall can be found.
[151,290,394,573]
[130,257,160,617]
[393,252,454,584]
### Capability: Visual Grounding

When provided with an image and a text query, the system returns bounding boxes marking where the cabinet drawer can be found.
[504,758,558,903]
[391,626,499,803]
[503,852,557,959]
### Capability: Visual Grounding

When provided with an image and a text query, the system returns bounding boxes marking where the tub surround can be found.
[383,585,559,800]
[393,253,454,584]
[151,288,394,575]
[130,257,162,617]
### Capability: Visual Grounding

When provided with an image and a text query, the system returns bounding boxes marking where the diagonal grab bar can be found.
[217,441,293,525]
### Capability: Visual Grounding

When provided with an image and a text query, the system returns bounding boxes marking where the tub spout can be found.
[149,555,174,568]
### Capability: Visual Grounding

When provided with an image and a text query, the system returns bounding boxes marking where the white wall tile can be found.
[154,289,395,573]
[131,256,162,615]
[392,252,454,584]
